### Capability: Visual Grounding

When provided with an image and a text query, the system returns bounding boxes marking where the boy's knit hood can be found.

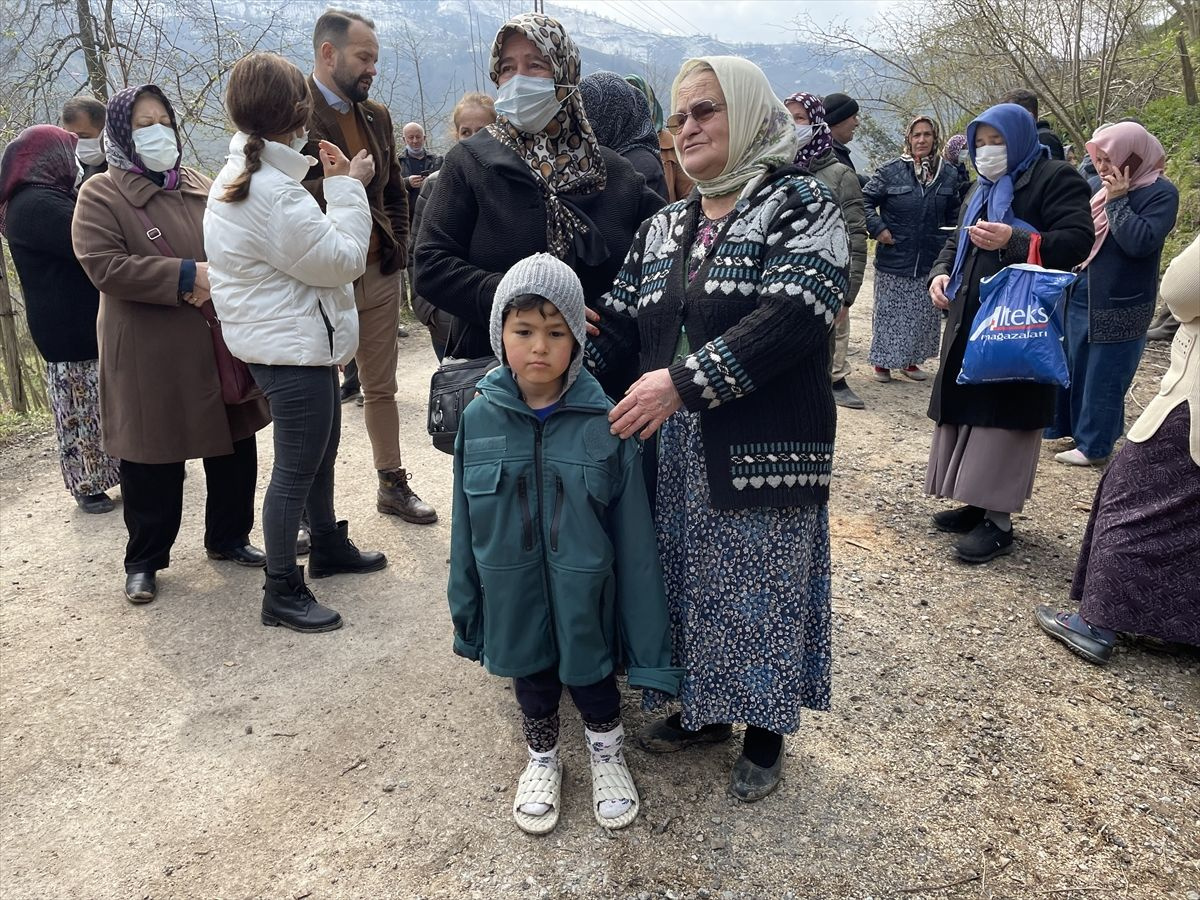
[489,253,588,392]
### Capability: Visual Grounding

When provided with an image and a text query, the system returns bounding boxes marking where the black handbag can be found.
[427,352,499,454]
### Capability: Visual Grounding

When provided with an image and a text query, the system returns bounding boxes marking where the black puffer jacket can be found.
[927,157,1094,430]
[863,158,963,278]
[413,130,665,359]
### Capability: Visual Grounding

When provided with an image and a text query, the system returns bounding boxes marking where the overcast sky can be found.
[551,0,885,44]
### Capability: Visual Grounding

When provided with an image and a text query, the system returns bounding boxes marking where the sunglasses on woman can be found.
[665,99,725,135]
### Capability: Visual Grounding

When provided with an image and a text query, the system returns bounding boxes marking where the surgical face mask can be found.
[76,136,105,166]
[133,123,179,173]
[290,129,309,153]
[794,124,815,148]
[495,74,567,133]
[974,144,1008,181]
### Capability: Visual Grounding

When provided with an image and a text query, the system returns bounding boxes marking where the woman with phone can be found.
[1046,122,1179,466]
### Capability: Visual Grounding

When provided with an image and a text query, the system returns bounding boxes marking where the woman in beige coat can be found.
[72,84,270,605]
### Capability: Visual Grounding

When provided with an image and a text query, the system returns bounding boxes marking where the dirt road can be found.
[2,281,1197,900]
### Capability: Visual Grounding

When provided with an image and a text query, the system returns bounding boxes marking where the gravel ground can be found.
[1,275,1197,900]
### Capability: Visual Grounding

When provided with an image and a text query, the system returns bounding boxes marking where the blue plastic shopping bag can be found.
[956,263,1076,387]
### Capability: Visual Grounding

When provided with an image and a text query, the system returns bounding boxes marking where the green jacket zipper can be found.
[516,475,533,551]
[550,474,564,552]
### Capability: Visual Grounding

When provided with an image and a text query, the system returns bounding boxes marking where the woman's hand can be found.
[876,228,896,245]
[319,140,351,177]
[835,306,849,325]
[967,220,1013,252]
[184,261,211,306]
[585,305,600,337]
[929,274,951,310]
[348,149,375,186]
[1103,165,1132,200]
[608,368,682,440]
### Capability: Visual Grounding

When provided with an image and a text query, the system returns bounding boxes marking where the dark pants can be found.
[249,364,341,576]
[1048,272,1148,458]
[513,669,621,726]
[120,436,257,573]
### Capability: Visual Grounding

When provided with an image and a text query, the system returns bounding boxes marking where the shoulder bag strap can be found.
[129,204,180,258]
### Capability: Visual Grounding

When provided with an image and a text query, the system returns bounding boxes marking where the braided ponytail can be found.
[220,135,265,203]
[219,52,314,204]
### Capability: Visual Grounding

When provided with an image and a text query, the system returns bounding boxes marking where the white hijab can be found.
[670,56,798,198]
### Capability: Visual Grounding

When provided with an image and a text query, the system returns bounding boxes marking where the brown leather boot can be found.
[377,467,437,524]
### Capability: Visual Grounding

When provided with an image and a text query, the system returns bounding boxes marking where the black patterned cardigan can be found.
[588,165,850,510]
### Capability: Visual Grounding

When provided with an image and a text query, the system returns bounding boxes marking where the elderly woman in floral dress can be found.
[589,56,848,802]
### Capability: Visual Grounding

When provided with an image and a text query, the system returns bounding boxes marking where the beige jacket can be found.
[1127,233,1199,464]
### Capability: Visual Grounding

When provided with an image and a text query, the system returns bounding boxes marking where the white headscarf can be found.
[670,56,798,198]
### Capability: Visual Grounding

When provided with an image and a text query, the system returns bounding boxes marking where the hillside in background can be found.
[162,0,856,161]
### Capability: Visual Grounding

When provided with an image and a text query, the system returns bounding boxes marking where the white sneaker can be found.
[1055,448,1107,466]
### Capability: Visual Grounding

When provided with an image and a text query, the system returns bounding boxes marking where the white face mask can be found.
[76,136,105,166]
[495,74,567,133]
[133,123,179,173]
[289,129,309,153]
[974,144,1008,181]
[794,124,815,148]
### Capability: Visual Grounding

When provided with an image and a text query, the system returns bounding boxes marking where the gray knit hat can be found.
[490,253,588,391]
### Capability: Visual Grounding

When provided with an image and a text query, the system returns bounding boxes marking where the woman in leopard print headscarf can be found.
[414,12,664,367]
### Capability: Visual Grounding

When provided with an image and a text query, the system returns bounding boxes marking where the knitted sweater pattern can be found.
[589,169,849,509]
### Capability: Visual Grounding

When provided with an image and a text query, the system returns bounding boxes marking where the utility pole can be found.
[533,0,543,12]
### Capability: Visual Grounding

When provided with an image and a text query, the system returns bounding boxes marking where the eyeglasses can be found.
[665,99,725,135]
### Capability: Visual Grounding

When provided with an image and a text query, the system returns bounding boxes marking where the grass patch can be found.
[0,408,51,447]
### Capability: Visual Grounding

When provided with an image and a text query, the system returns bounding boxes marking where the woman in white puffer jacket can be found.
[205,51,385,634]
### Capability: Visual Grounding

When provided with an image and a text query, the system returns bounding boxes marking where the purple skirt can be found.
[1074,403,1200,646]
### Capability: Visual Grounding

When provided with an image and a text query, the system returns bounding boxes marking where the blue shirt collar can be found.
[313,74,351,115]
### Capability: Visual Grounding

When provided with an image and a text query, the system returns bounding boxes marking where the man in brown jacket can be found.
[304,8,436,525]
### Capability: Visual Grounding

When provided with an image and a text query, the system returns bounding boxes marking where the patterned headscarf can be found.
[0,125,78,236]
[581,71,661,158]
[671,57,798,198]
[624,73,664,132]
[104,84,183,190]
[783,91,833,170]
[1079,121,1166,270]
[487,13,606,260]
[943,133,967,165]
[901,115,942,186]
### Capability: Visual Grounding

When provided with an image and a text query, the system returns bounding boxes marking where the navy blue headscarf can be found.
[946,103,1047,300]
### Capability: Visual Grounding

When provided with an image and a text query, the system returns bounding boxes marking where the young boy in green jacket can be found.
[448,253,682,836]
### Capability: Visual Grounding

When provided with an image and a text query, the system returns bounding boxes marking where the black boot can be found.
[308,520,388,578]
[261,566,342,632]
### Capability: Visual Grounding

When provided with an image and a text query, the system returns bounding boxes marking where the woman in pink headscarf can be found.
[1047,122,1179,466]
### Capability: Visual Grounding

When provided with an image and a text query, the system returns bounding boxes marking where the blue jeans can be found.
[248,365,341,576]
[1047,272,1148,458]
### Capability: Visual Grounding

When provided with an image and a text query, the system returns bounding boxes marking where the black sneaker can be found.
[637,714,732,753]
[1033,605,1114,665]
[955,518,1014,563]
[931,504,986,533]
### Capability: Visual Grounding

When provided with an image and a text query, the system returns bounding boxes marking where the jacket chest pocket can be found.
[461,460,526,561]
[545,464,615,572]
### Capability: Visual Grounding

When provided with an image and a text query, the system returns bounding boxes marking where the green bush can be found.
[1136,95,1200,267]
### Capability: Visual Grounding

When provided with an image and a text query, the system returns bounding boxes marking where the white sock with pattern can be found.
[518,745,558,816]
[586,724,632,819]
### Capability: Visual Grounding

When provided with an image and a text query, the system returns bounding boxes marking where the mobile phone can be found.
[1122,151,1143,174]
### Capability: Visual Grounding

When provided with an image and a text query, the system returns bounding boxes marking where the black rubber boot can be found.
[261,566,342,633]
[308,520,388,579]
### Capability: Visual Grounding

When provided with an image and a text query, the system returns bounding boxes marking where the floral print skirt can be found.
[45,359,120,498]
[650,409,832,734]
[869,270,943,369]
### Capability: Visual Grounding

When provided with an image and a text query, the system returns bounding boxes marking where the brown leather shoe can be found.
[377,468,437,524]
